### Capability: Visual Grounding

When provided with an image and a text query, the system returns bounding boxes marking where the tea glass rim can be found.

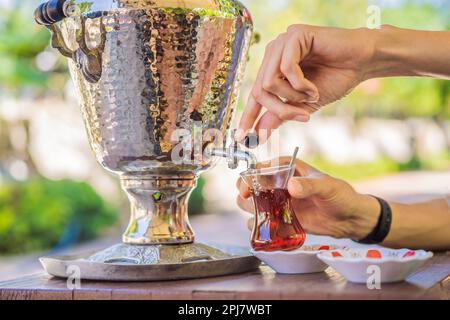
[240,164,292,178]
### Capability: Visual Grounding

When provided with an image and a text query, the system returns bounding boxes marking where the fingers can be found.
[253,100,321,144]
[236,95,262,142]
[288,175,333,199]
[237,40,274,141]
[236,178,251,199]
[293,159,322,177]
[253,89,311,122]
[263,79,311,103]
[262,34,312,103]
[238,26,320,141]
[247,217,254,231]
[235,179,254,231]
[237,156,327,206]
[253,111,282,144]
[282,27,319,99]
[236,195,254,213]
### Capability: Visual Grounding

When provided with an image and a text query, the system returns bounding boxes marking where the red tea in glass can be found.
[241,165,306,252]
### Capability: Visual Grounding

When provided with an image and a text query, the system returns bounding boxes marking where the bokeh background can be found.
[0,0,449,279]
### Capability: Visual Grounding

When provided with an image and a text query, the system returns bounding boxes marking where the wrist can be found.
[349,194,381,240]
[362,25,417,80]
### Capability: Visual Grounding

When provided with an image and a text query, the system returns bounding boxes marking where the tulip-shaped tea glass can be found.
[241,165,306,251]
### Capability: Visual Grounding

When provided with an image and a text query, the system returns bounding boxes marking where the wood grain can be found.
[1,253,449,300]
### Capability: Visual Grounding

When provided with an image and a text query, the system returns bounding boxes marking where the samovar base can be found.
[39,243,260,281]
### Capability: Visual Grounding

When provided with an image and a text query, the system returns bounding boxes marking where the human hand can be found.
[236,25,375,143]
[236,157,380,240]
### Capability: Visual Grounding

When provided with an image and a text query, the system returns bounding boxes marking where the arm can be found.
[367,26,450,80]
[237,25,450,142]
[236,158,450,251]
[382,198,450,250]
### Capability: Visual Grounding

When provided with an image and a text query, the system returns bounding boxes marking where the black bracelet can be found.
[356,196,392,245]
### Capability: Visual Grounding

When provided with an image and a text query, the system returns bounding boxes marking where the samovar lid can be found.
[35,0,250,26]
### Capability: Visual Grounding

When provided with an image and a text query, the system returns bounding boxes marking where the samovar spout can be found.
[211,145,257,170]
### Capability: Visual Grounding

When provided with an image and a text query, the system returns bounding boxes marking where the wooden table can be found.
[1,252,449,300]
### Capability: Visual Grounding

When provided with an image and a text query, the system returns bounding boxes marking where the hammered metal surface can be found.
[43,0,253,247]
[39,243,260,281]
[87,243,232,264]
[56,0,253,175]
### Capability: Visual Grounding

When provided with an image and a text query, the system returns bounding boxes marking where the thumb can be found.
[288,175,331,199]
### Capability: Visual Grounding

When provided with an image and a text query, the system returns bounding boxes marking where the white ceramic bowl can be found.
[317,248,433,284]
[251,245,339,274]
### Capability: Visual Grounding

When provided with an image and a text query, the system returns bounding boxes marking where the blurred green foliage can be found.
[310,151,450,182]
[189,176,206,215]
[0,3,49,90]
[311,157,400,181]
[0,179,118,254]
[0,1,68,95]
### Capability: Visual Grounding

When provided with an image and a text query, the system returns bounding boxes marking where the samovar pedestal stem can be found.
[121,174,196,245]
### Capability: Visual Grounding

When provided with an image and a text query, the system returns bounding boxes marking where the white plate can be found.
[251,245,340,274]
[317,248,433,284]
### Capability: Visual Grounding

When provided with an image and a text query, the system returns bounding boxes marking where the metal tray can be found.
[40,243,260,281]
